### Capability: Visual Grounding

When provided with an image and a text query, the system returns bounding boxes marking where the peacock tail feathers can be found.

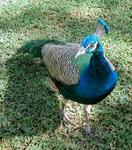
[19,39,66,58]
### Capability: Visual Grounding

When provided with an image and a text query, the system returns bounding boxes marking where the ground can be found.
[0,0,132,149]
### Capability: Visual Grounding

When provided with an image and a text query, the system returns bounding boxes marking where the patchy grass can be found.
[0,0,132,149]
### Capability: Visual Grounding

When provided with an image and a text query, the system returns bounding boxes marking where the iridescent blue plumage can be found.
[41,19,118,105]
[98,18,111,33]
[41,19,118,131]
[53,35,118,104]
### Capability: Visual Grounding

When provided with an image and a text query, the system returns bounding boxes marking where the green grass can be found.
[0,0,132,149]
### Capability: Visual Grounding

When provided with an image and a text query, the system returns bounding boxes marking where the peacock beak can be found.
[75,41,98,58]
[75,47,86,58]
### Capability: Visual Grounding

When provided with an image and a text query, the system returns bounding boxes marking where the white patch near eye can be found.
[89,42,98,52]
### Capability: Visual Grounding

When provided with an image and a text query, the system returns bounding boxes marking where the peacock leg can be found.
[50,79,59,93]
[61,98,75,126]
[83,105,92,134]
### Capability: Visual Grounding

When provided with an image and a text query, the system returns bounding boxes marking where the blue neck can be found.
[88,51,112,82]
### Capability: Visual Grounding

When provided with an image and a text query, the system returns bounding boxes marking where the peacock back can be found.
[42,43,92,85]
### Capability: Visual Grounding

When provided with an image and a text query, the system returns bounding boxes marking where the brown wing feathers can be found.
[41,43,80,85]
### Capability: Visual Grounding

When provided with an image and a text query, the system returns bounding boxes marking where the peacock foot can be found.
[61,109,75,126]
[83,124,91,135]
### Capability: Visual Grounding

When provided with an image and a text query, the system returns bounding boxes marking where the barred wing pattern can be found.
[42,43,81,85]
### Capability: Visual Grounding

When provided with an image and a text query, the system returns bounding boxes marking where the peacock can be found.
[41,19,118,133]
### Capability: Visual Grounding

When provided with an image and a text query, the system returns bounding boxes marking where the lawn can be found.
[0,0,131,149]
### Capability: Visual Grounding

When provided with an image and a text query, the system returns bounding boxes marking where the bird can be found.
[41,19,118,133]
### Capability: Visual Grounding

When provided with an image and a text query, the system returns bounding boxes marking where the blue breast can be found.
[53,55,118,105]
[72,66,118,104]
[55,65,118,104]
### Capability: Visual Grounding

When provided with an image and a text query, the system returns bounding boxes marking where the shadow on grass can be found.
[1,40,61,137]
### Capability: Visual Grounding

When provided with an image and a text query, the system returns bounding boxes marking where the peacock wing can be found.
[42,43,82,85]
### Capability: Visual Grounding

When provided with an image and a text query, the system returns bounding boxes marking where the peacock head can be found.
[75,19,110,58]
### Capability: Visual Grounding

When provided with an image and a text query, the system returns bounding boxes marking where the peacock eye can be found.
[89,43,94,48]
